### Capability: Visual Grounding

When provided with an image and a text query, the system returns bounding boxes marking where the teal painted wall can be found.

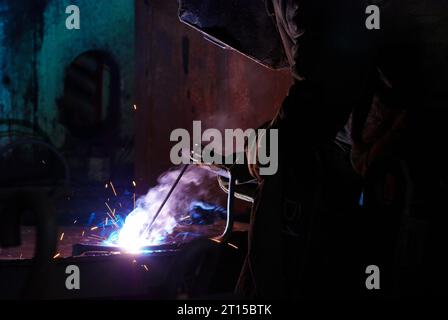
[0,2,11,120]
[0,0,47,140]
[38,0,135,149]
[0,0,135,162]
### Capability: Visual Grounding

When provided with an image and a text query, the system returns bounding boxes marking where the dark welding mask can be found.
[178,0,288,69]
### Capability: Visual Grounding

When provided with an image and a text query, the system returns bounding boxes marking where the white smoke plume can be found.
[110,166,225,252]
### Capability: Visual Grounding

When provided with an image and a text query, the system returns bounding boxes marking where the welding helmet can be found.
[178,0,288,69]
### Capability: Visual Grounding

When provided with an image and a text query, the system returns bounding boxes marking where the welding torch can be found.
[144,148,236,243]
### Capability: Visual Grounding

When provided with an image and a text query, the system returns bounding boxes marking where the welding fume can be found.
[0,0,447,306]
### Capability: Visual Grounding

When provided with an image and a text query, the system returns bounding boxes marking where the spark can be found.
[73,220,77,224]
[82,231,85,237]
[60,233,65,241]
[132,259,137,264]
[227,243,239,250]
[53,253,61,259]
[105,183,108,189]
[110,182,118,197]
[106,166,191,253]
[105,217,109,226]
[105,209,119,228]
[89,234,105,240]
[19,253,23,260]
[133,193,136,209]
[105,202,116,218]
[133,104,137,110]
[104,204,119,226]
[91,226,98,231]
[142,265,149,272]
[210,238,222,244]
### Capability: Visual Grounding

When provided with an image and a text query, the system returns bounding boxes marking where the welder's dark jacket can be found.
[237,0,448,298]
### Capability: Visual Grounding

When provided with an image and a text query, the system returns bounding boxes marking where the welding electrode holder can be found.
[221,170,235,243]
[145,163,235,244]
[187,160,236,243]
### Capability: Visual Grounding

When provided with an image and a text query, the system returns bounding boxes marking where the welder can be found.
[236,0,448,298]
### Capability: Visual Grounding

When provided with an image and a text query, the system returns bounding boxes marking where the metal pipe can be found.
[217,172,235,243]
[0,190,57,299]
